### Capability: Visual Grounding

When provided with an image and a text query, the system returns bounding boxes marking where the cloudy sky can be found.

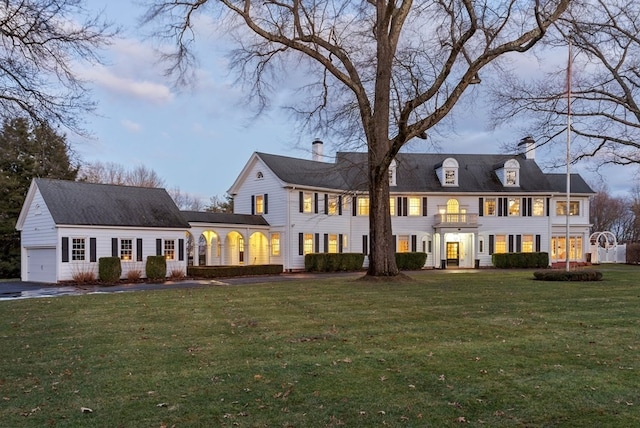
[72,1,632,203]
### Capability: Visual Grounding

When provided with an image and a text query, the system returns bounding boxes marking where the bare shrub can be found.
[126,268,143,282]
[71,264,96,284]
[169,268,185,280]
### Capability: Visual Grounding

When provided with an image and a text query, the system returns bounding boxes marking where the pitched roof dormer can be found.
[495,158,520,187]
[435,157,459,187]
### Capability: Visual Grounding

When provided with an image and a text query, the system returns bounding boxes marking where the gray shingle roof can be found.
[181,211,269,226]
[257,151,594,194]
[36,179,191,228]
[545,173,595,194]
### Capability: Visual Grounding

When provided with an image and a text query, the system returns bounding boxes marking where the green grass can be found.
[0,265,639,427]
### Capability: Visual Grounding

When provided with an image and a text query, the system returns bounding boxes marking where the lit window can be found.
[255,195,264,214]
[484,198,496,216]
[446,198,460,213]
[303,193,313,213]
[164,240,175,260]
[522,235,534,253]
[508,198,520,216]
[409,197,421,216]
[556,201,580,216]
[398,235,410,253]
[328,195,339,215]
[358,197,370,216]
[120,239,133,261]
[342,235,348,252]
[533,198,544,216]
[389,197,395,216]
[271,233,280,256]
[328,234,338,253]
[303,234,313,254]
[495,235,506,254]
[72,238,85,261]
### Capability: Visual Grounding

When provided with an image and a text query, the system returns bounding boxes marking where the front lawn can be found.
[0,265,638,427]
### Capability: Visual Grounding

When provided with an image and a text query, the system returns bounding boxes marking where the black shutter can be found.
[90,238,97,262]
[411,235,417,252]
[516,235,522,253]
[527,197,532,217]
[314,193,319,214]
[546,197,550,216]
[298,233,304,255]
[314,233,320,253]
[479,198,484,216]
[339,234,343,253]
[402,197,408,216]
[503,198,509,216]
[338,196,343,215]
[251,195,255,215]
[352,196,357,216]
[61,237,69,262]
[497,198,503,217]
[323,233,328,253]
[489,235,494,255]
[324,194,328,215]
[299,191,304,213]
[508,235,514,253]
[535,234,541,252]
[178,238,184,261]
[156,239,162,256]
[521,198,527,216]
[264,194,268,214]
[422,197,428,216]
[397,197,401,216]
[392,235,397,253]
[362,235,368,255]
[112,238,118,257]
[136,238,143,262]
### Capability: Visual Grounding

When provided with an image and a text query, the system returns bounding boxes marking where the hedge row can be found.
[98,257,121,283]
[395,252,428,270]
[533,270,603,281]
[492,252,549,268]
[146,256,167,281]
[188,264,283,278]
[305,253,364,272]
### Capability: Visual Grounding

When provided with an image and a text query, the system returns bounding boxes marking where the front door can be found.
[446,242,459,267]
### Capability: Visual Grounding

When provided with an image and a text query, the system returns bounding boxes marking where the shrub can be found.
[71,266,96,284]
[98,257,122,283]
[626,243,640,264]
[395,252,427,270]
[169,268,185,280]
[533,270,603,281]
[145,256,167,281]
[188,265,283,278]
[126,268,142,282]
[305,253,365,272]
[493,252,549,268]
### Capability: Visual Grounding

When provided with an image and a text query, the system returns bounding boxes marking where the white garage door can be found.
[27,248,57,283]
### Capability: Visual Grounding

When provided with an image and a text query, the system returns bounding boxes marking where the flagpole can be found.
[565,35,572,272]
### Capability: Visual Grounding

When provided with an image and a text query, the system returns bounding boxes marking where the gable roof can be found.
[545,173,595,194]
[181,211,269,226]
[252,151,594,194]
[33,179,191,228]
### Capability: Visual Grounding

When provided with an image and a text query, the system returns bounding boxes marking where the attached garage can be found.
[26,248,56,283]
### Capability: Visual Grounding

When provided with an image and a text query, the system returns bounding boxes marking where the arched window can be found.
[446,198,459,213]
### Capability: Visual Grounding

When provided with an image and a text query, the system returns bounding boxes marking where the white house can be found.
[17,139,595,282]
[16,179,191,283]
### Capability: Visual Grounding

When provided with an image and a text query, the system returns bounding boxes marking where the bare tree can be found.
[168,186,206,211]
[590,184,628,240]
[145,0,569,277]
[0,0,114,133]
[207,195,233,213]
[492,0,640,167]
[78,161,165,187]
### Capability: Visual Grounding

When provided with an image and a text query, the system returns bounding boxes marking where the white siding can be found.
[20,188,57,247]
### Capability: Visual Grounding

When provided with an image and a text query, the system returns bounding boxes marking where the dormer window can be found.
[436,158,459,187]
[496,159,520,187]
[388,159,397,186]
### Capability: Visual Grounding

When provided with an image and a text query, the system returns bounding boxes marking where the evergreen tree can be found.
[0,118,77,278]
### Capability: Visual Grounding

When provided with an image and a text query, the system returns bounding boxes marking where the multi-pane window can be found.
[445,169,456,185]
[303,192,313,213]
[328,195,338,215]
[271,233,280,256]
[408,197,421,216]
[484,198,496,216]
[508,198,520,216]
[533,198,545,216]
[120,239,133,261]
[389,197,395,215]
[164,239,175,260]
[303,234,314,254]
[72,238,85,261]
[506,170,517,185]
[495,235,506,254]
[328,234,338,253]
[522,235,534,253]
[398,235,410,253]
[255,195,264,214]
[552,236,583,260]
[357,197,370,216]
[556,201,580,216]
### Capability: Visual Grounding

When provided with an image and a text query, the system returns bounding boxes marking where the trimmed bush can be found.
[533,270,603,281]
[627,243,640,264]
[395,252,427,270]
[98,257,121,283]
[305,253,365,272]
[145,256,167,281]
[188,264,283,278]
[492,252,549,268]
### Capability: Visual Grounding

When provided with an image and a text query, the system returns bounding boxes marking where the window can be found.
[255,195,264,214]
[389,159,397,186]
[552,236,583,261]
[506,170,517,185]
[72,238,85,261]
[164,239,175,260]
[328,195,339,215]
[522,235,534,253]
[495,235,506,254]
[484,198,496,216]
[303,192,313,213]
[408,197,421,216]
[445,169,456,185]
[328,234,338,253]
[358,197,370,216]
[398,235,410,253]
[499,159,520,186]
[556,200,580,216]
[389,197,395,216]
[120,239,133,261]
[479,237,484,253]
[342,235,348,252]
[271,233,280,256]
[508,198,520,216]
[303,234,314,255]
[437,158,459,186]
[256,171,264,179]
[533,198,544,216]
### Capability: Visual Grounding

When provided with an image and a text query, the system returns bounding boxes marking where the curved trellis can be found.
[589,232,626,263]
